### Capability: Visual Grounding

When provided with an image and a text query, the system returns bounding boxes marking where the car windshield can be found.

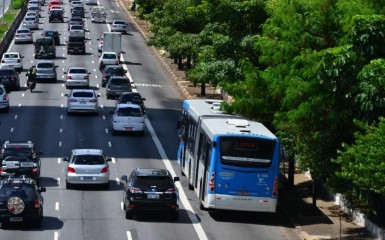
[69,69,87,74]
[73,155,105,165]
[133,176,172,190]
[37,63,53,68]
[0,184,36,201]
[117,107,141,117]
[3,147,33,159]
[72,92,94,98]
[110,78,129,85]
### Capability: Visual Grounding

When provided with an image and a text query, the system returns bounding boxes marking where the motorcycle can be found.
[27,78,36,92]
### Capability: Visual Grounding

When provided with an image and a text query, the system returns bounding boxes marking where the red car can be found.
[48,0,61,9]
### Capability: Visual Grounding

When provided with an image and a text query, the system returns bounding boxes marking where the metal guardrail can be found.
[0,5,27,57]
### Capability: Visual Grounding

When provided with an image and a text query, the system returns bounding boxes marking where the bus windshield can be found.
[220,137,275,167]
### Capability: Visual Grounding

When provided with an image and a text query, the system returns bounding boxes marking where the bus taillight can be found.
[272,177,279,196]
[208,172,215,192]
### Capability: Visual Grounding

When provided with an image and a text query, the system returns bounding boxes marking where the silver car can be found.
[111,20,127,34]
[22,16,39,30]
[35,60,58,82]
[65,89,99,115]
[69,25,85,38]
[106,76,132,99]
[63,149,111,189]
[14,28,33,44]
[0,84,9,112]
[64,67,90,89]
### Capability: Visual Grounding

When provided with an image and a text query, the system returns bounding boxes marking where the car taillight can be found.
[89,99,97,102]
[17,59,21,63]
[69,98,77,102]
[165,188,176,193]
[129,203,135,208]
[27,34,32,37]
[2,93,7,100]
[208,172,215,192]
[32,168,39,173]
[15,34,20,37]
[67,76,72,79]
[272,177,279,197]
[0,168,3,173]
[129,187,142,194]
[67,166,75,173]
[84,76,89,80]
[1,60,4,63]
[100,166,109,173]
[34,199,40,208]
[102,74,106,78]
[170,203,178,209]
[114,60,119,65]
[11,77,17,81]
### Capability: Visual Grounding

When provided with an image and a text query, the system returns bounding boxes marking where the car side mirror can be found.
[121,51,126,54]
[39,187,46,192]
[106,158,112,162]
[55,65,58,68]
[63,72,67,74]
[120,175,128,182]
[64,93,69,97]
[173,177,180,182]
[62,157,68,161]
[142,98,146,101]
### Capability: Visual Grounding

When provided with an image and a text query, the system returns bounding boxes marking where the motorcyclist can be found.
[26,66,37,84]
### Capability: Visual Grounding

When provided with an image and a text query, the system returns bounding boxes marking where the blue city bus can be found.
[177,101,280,212]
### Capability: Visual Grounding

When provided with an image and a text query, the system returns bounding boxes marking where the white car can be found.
[111,20,127,34]
[49,5,63,12]
[65,89,99,115]
[71,1,83,9]
[98,51,119,70]
[27,6,41,17]
[1,52,24,72]
[22,16,39,30]
[69,25,85,38]
[97,35,103,52]
[0,84,9,112]
[110,104,145,136]
[63,149,111,189]
[64,67,90,89]
[26,11,39,21]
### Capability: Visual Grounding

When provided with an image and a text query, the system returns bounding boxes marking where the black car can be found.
[101,65,127,87]
[0,141,43,182]
[71,6,85,18]
[66,36,86,54]
[41,30,61,45]
[121,168,179,220]
[49,9,64,22]
[0,66,20,91]
[117,92,146,113]
[67,17,84,30]
[0,176,46,228]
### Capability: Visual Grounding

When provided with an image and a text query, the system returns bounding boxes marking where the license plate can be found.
[20,162,34,167]
[124,127,133,131]
[82,176,94,180]
[147,194,159,199]
[10,217,23,222]
[80,101,86,104]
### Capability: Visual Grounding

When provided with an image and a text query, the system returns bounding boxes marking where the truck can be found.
[90,6,107,23]
[102,32,121,57]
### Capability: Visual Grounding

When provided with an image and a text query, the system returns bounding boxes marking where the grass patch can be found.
[0,0,25,40]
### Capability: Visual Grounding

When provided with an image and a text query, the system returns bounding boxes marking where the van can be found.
[90,6,106,23]
[34,37,56,59]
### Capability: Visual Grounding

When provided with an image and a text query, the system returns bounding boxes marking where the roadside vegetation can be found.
[134,0,385,224]
[0,0,24,40]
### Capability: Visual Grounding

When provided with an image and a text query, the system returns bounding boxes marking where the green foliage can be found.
[333,118,385,195]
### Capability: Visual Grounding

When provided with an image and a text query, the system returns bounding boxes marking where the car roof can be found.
[116,103,141,109]
[102,52,117,55]
[72,149,103,155]
[105,65,123,68]
[68,67,87,70]
[2,141,34,148]
[36,60,55,64]
[134,168,170,177]
[4,52,20,55]
[71,89,95,93]
[0,66,17,70]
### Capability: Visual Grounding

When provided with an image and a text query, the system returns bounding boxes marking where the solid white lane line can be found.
[57,178,60,186]
[145,118,209,240]
[121,202,124,210]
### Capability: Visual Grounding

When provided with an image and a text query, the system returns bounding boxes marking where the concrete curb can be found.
[115,0,192,99]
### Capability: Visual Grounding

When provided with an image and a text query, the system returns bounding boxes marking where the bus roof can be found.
[201,118,277,140]
[182,99,239,122]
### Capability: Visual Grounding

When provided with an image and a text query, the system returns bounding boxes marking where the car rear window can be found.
[71,25,83,30]
[117,107,141,117]
[0,69,16,75]
[37,63,54,68]
[69,68,87,74]
[17,29,30,34]
[134,176,172,189]
[105,67,124,75]
[0,87,3,94]
[110,78,129,85]
[103,53,117,59]
[114,21,125,25]
[4,54,19,58]
[3,147,33,159]
[0,184,37,201]
[68,36,85,42]
[36,38,54,45]
[72,92,94,98]
[73,155,105,165]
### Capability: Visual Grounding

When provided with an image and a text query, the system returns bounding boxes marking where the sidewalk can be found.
[116,2,381,239]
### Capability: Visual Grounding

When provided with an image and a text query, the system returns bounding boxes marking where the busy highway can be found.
[0,0,300,239]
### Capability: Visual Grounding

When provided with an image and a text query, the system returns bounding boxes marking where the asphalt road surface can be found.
[0,0,301,239]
